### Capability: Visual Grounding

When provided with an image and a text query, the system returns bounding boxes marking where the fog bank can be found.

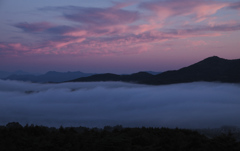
[0,80,240,128]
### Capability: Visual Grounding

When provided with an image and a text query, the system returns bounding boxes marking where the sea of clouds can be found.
[0,79,240,128]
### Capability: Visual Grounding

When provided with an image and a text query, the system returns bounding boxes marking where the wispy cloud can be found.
[139,0,228,22]
[1,1,239,57]
[165,23,240,36]
[63,7,139,26]
[15,22,53,33]
[228,2,240,10]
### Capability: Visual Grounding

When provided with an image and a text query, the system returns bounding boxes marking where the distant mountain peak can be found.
[4,71,93,83]
[208,56,220,59]
[202,56,226,62]
[195,56,228,66]
[45,71,83,74]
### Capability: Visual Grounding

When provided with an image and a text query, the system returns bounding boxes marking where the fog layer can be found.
[0,80,240,128]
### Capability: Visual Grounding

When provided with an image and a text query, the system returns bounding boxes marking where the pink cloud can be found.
[133,23,162,35]
[140,0,228,22]
[5,21,239,57]
[0,44,7,49]
[49,38,86,49]
[8,43,26,50]
[0,43,32,57]
[180,23,240,34]
[3,1,239,58]
[111,1,137,10]
[63,30,87,37]
[193,3,228,22]
[190,40,207,47]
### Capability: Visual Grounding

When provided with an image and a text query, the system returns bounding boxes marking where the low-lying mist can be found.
[0,79,240,128]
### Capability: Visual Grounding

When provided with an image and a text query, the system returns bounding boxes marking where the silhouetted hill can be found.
[5,71,93,83]
[71,72,153,83]
[151,56,240,84]
[72,56,240,85]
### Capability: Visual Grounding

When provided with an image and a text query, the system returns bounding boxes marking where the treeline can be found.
[0,122,240,151]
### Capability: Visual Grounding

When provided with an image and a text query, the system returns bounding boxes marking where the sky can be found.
[0,0,240,74]
[1,80,240,128]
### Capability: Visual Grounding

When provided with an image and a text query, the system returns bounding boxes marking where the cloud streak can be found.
[15,22,53,33]
[0,80,240,128]
[0,0,240,58]
[62,6,140,26]
[139,0,228,22]
[4,21,240,56]
[228,2,240,10]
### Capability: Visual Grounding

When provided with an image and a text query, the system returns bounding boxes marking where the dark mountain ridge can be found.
[71,56,240,85]
[0,70,39,79]
[152,56,240,84]
[4,71,93,83]
[71,72,153,83]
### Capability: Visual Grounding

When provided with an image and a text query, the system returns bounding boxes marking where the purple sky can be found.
[0,0,240,74]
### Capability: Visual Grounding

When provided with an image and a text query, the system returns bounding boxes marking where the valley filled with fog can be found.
[0,80,240,129]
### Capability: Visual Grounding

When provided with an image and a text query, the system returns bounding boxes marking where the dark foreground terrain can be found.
[1,122,240,151]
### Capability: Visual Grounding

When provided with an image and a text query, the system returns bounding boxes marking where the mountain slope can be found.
[151,56,240,84]
[71,72,154,83]
[72,56,240,85]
